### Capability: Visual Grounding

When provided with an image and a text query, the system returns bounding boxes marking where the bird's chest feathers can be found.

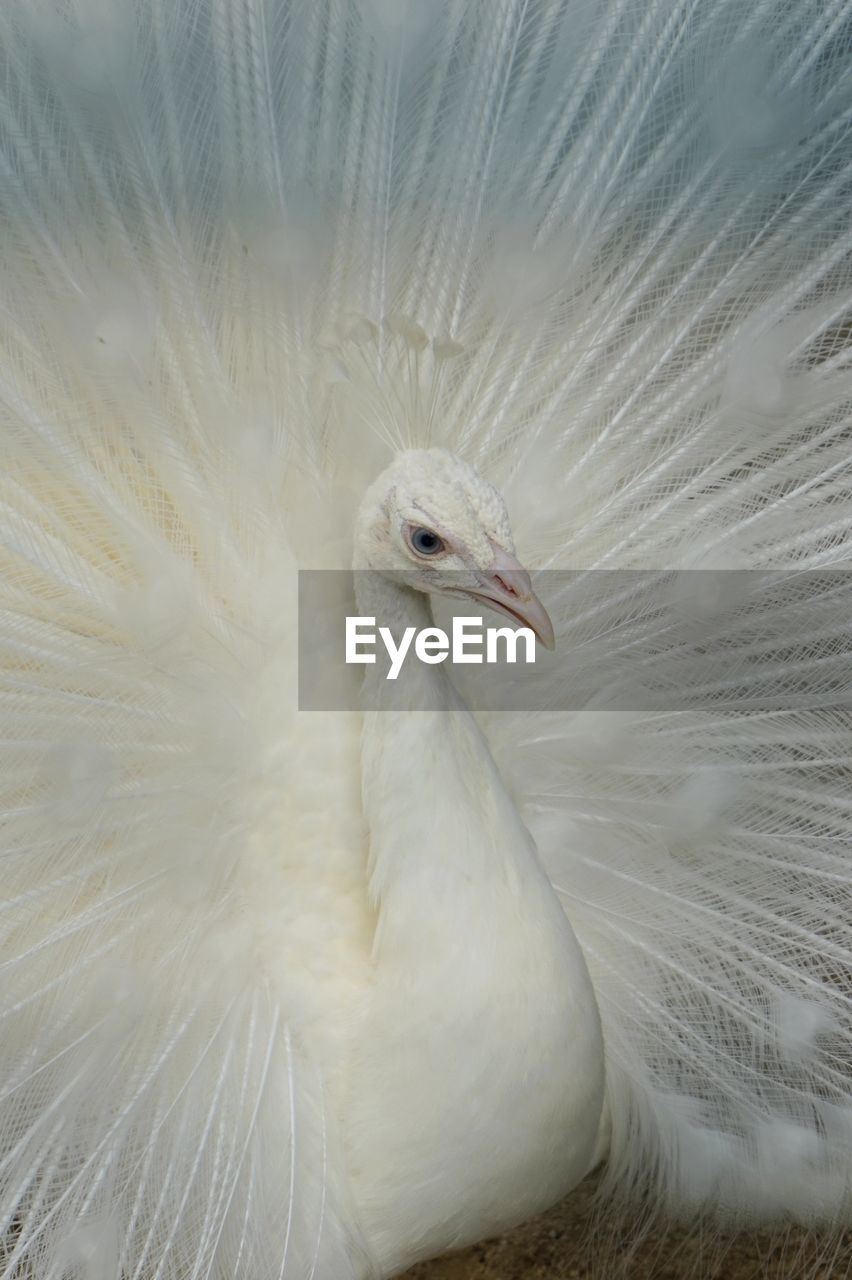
[346,713,604,1271]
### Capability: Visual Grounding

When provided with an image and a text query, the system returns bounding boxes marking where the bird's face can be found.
[355,448,554,648]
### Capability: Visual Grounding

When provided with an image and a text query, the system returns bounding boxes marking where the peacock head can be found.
[354,448,555,648]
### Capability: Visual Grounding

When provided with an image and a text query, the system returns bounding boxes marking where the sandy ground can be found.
[403,1177,852,1280]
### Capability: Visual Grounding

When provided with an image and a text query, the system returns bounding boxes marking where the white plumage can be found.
[1,1,851,1277]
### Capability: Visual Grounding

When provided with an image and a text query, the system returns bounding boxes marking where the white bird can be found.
[0,1,851,1278]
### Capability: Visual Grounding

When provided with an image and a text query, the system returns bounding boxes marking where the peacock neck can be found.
[353,569,535,952]
[352,570,461,710]
[346,573,607,1275]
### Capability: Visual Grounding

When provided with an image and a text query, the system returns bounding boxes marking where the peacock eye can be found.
[408,526,445,557]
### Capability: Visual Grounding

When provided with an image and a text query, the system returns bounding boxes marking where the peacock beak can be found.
[465,546,556,650]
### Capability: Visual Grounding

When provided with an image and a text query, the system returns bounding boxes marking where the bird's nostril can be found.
[494,573,518,596]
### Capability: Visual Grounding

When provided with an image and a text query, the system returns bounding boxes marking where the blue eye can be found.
[409,526,444,556]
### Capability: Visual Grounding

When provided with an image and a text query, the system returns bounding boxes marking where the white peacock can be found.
[0,1,851,1278]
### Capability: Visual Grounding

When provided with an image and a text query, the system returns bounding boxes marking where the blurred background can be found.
[406,1177,852,1279]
